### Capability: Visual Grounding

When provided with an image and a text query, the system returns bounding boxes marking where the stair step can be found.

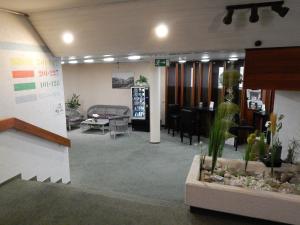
[29,176,37,181]
[42,177,51,183]
[56,178,63,184]
[0,174,21,187]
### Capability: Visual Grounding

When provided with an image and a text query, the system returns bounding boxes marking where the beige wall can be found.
[63,62,166,124]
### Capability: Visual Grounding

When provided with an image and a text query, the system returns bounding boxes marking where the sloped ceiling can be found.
[1,0,299,58]
[0,0,140,13]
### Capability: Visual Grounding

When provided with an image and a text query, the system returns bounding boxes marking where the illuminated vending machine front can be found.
[131,86,150,132]
[132,86,146,120]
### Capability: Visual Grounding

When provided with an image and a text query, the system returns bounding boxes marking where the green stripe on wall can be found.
[14,82,36,91]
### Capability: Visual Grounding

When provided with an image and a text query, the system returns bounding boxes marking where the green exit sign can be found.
[155,59,169,67]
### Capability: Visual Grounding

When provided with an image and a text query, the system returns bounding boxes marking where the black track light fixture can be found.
[271,3,289,17]
[223,1,289,25]
[223,9,234,25]
[249,7,259,23]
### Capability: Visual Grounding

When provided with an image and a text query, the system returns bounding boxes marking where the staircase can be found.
[0,118,71,184]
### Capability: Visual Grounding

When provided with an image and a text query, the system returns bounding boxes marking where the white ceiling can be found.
[1,0,299,60]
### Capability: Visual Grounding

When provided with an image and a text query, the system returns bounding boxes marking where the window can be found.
[218,67,224,89]
[239,66,244,89]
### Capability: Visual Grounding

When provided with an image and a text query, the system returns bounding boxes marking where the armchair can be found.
[109,115,130,139]
[66,108,84,130]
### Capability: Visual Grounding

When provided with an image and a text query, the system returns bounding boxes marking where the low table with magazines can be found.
[80,118,109,134]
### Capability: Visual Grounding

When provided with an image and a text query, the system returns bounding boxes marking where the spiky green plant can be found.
[244,133,256,172]
[285,138,300,164]
[222,70,241,87]
[208,70,241,174]
[258,133,266,159]
[269,113,284,176]
[199,141,206,180]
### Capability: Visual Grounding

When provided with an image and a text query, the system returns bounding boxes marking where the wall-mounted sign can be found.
[155,59,169,67]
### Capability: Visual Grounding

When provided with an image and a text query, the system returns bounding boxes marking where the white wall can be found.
[63,62,166,124]
[273,91,300,160]
[0,12,70,183]
[0,130,70,183]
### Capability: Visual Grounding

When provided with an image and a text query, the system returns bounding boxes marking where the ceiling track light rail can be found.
[223,0,289,25]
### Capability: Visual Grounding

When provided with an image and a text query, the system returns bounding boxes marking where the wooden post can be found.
[207,62,213,104]
[191,62,196,107]
[175,63,179,104]
[180,64,185,107]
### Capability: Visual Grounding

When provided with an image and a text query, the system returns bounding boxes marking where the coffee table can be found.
[80,118,109,134]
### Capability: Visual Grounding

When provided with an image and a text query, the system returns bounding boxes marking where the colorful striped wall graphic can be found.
[12,70,34,78]
[15,94,37,104]
[14,82,36,91]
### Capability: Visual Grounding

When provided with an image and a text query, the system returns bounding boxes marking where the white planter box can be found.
[185,155,300,225]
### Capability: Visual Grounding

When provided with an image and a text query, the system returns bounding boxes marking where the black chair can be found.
[167,104,181,136]
[180,109,199,145]
[229,114,254,151]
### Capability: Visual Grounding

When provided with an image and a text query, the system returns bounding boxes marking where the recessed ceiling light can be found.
[62,32,74,44]
[155,23,169,38]
[201,59,210,63]
[229,57,238,61]
[69,56,76,60]
[103,57,115,62]
[128,55,141,60]
[69,60,78,64]
[202,55,210,59]
[84,55,92,59]
[103,54,112,57]
[84,59,94,63]
[61,61,65,65]
[178,58,186,64]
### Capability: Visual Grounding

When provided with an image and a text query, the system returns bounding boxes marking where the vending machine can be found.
[131,86,150,132]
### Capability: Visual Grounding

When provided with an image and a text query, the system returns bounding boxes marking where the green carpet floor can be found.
[0,179,283,225]
[68,128,244,204]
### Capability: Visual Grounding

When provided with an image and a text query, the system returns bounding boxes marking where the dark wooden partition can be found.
[165,59,277,137]
[244,47,300,90]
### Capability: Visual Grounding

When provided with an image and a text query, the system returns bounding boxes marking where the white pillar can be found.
[150,67,162,143]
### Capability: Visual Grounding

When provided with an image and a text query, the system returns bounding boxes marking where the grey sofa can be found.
[66,108,84,130]
[87,105,130,120]
[87,105,131,138]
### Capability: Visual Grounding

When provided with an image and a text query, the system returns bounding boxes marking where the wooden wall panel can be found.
[165,66,169,120]
[191,62,196,107]
[244,47,300,90]
[207,62,213,103]
[197,63,203,103]
[175,63,179,104]
[180,64,185,107]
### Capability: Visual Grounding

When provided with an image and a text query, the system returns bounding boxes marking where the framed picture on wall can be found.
[246,89,261,101]
[246,89,262,110]
[112,72,134,89]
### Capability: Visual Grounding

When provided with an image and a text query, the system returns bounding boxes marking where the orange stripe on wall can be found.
[12,70,34,78]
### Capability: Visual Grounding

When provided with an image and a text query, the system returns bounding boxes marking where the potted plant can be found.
[135,75,148,86]
[284,138,300,164]
[243,131,267,172]
[66,94,81,110]
[262,113,284,174]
